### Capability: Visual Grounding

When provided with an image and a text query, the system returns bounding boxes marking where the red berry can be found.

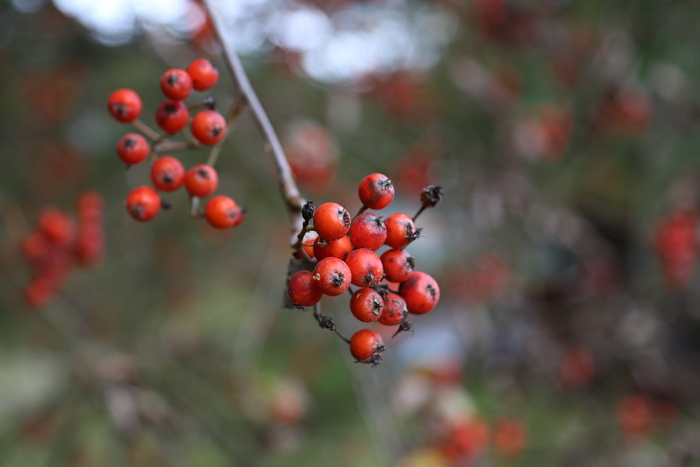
[380,248,415,283]
[184,164,218,198]
[160,68,192,101]
[191,110,227,145]
[151,156,185,192]
[125,186,161,222]
[288,270,323,307]
[116,133,150,166]
[349,329,384,364]
[399,271,440,314]
[76,190,103,222]
[349,287,384,322]
[22,232,49,263]
[107,88,142,123]
[312,235,353,261]
[348,212,387,250]
[74,222,104,267]
[345,248,384,287]
[312,257,352,296]
[25,277,55,308]
[378,292,407,326]
[301,231,318,259]
[205,195,244,229]
[313,202,351,241]
[37,208,75,246]
[358,173,395,210]
[155,100,190,134]
[385,212,418,249]
[187,58,219,91]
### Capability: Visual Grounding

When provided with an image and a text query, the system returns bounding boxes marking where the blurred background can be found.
[2,0,700,465]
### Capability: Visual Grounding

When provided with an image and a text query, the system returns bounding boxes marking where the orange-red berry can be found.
[155,100,190,134]
[399,271,440,314]
[378,292,407,326]
[313,202,351,241]
[37,207,75,246]
[348,212,387,250]
[345,248,384,287]
[190,110,226,145]
[349,287,384,322]
[107,88,142,123]
[312,235,353,261]
[312,257,352,296]
[187,58,219,91]
[125,186,161,222]
[116,133,150,166]
[184,164,218,198]
[380,248,415,283]
[205,195,244,229]
[350,329,384,364]
[384,212,418,249]
[160,68,193,101]
[288,270,323,307]
[151,156,185,192]
[358,173,395,210]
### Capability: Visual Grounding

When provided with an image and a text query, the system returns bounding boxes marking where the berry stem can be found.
[132,118,163,141]
[190,196,201,218]
[412,205,426,222]
[153,141,199,153]
[206,142,223,167]
[313,304,351,344]
[355,205,368,218]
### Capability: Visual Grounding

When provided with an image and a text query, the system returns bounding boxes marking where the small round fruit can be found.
[205,195,244,229]
[301,231,318,259]
[399,271,440,314]
[379,292,407,326]
[349,287,384,323]
[184,164,218,198]
[288,270,323,307]
[116,133,150,166]
[345,248,384,287]
[313,202,351,241]
[125,186,161,222]
[313,235,353,261]
[76,190,103,222]
[160,68,193,101]
[151,156,185,192]
[155,100,190,134]
[348,212,387,250]
[107,88,142,123]
[312,257,351,296]
[385,212,419,249]
[191,110,226,145]
[380,248,415,283]
[187,58,219,91]
[350,329,384,364]
[358,173,395,210]
[38,208,75,246]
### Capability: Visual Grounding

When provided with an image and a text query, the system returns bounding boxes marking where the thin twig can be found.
[132,118,163,141]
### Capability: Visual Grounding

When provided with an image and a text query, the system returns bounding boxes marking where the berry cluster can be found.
[22,191,104,308]
[287,174,442,366]
[107,59,244,229]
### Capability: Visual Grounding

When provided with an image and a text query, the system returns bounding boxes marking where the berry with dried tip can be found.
[125,186,161,222]
[380,248,415,283]
[345,248,384,287]
[116,133,150,166]
[107,89,142,123]
[349,287,384,322]
[312,257,352,296]
[205,195,244,229]
[399,271,440,314]
[301,201,316,222]
[155,100,190,134]
[378,292,407,326]
[358,173,395,210]
[348,212,387,250]
[190,109,226,145]
[420,185,443,208]
[313,235,353,261]
[384,212,419,249]
[184,164,218,198]
[350,329,385,365]
[313,202,351,241]
[160,69,193,101]
[187,58,219,91]
[151,156,185,192]
[288,270,323,307]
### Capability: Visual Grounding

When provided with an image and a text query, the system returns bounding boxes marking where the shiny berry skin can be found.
[187,58,219,91]
[125,186,161,222]
[205,195,244,229]
[151,156,185,192]
[385,213,418,249]
[184,164,218,198]
[348,212,387,250]
[312,257,352,296]
[350,329,384,364]
[191,110,226,145]
[349,287,384,323]
[358,173,395,210]
[155,100,190,134]
[378,292,407,326]
[313,235,353,261]
[399,271,440,314]
[380,248,415,283]
[345,248,384,287]
[107,88,142,123]
[38,208,75,246]
[116,133,150,166]
[288,270,323,307]
[160,69,193,101]
[313,202,351,241]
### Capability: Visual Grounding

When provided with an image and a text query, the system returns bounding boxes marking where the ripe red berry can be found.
[155,100,190,134]
[151,156,185,192]
[288,270,323,307]
[125,186,161,222]
[187,58,219,91]
[349,287,384,322]
[313,202,351,241]
[160,68,193,101]
[350,329,384,364]
[205,195,244,229]
[385,212,419,249]
[37,207,75,246]
[76,190,103,223]
[301,231,318,259]
[312,235,353,261]
[191,110,226,145]
[25,277,55,308]
[75,222,104,267]
[358,173,395,210]
[378,292,407,326]
[116,133,150,166]
[399,271,440,314]
[348,212,387,250]
[22,232,49,263]
[184,164,218,198]
[107,88,142,123]
[345,248,384,287]
[312,257,352,296]
[380,248,415,283]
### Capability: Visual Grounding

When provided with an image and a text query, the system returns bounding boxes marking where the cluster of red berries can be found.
[287,173,442,365]
[107,59,244,229]
[22,191,104,308]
